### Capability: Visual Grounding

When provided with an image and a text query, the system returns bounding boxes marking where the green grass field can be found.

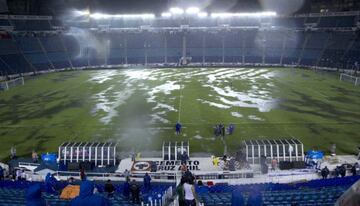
[0,67,359,160]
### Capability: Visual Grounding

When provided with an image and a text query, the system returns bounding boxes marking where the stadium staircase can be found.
[0,180,174,206]
[196,176,360,206]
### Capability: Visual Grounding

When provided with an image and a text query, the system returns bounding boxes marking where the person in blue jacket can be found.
[45,173,58,194]
[123,180,130,199]
[70,180,110,206]
[26,184,46,206]
[143,173,152,192]
[175,122,182,135]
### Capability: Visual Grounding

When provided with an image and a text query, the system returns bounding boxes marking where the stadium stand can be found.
[0,13,359,75]
[196,176,360,206]
[0,180,174,206]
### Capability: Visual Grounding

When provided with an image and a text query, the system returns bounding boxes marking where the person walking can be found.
[321,166,329,179]
[143,173,152,192]
[351,164,357,176]
[183,178,198,206]
[130,179,140,204]
[176,178,186,206]
[124,169,130,182]
[80,168,86,181]
[104,179,115,198]
[123,180,130,199]
[175,122,182,135]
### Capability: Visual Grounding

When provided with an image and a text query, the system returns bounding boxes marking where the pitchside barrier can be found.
[0,77,24,91]
[340,73,360,86]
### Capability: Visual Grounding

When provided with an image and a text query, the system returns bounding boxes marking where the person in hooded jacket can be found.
[45,173,57,194]
[26,184,46,206]
[70,180,110,206]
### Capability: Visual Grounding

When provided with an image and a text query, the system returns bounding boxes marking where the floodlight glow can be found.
[116,14,155,19]
[90,13,155,19]
[170,7,184,15]
[211,11,277,18]
[161,12,172,18]
[90,13,111,19]
[186,7,200,14]
[74,9,90,16]
[198,12,208,18]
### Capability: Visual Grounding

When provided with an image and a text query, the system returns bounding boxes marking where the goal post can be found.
[340,73,360,86]
[0,77,25,91]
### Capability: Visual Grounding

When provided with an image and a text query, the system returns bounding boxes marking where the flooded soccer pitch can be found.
[0,67,359,160]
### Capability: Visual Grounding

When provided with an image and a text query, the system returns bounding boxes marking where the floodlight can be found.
[198,12,208,18]
[170,7,184,15]
[186,7,200,15]
[74,9,90,16]
[161,12,172,18]
[118,14,155,19]
[211,11,277,18]
[90,13,111,19]
[90,13,155,19]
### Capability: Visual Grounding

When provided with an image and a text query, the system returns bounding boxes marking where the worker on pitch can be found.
[175,122,182,135]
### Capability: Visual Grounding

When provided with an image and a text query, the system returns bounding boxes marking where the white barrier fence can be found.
[340,73,360,86]
[0,77,24,91]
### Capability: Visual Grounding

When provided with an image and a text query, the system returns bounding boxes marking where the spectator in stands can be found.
[339,165,346,177]
[357,147,360,160]
[271,158,277,171]
[80,168,86,181]
[176,177,186,206]
[124,169,130,182]
[0,165,4,180]
[21,170,26,181]
[130,179,140,204]
[68,177,75,185]
[183,169,195,184]
[143,173,152,192]
[247,192,262,206]
[45,173,58,194]
[231,188,244,206]
[104,179,115,198]
[16,169,21,181]
[183,177,198,206]
[334,166,340,177]
[321,166,330,179]
[175,122,182,135]
[351,164,357,176]
[26,183,46,206]
[70,180,110,206]
[181,163,187,174]
[123,180,130,199]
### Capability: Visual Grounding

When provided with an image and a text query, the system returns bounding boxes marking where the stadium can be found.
[0,0,359,205]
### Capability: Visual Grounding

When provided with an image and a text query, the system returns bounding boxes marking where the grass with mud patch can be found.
[0,68,359,160]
